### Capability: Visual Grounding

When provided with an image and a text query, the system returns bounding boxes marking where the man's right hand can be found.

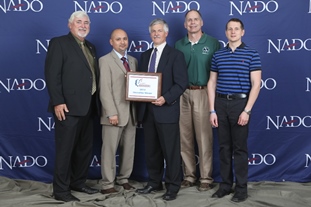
[54,104,69,121]
[109,115,119,126]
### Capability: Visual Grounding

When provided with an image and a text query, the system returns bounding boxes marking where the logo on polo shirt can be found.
[202,46,210,55]
[0,0,44,13]
[152,1,200,16]
[229,0,278,16]
[73,1,122,14]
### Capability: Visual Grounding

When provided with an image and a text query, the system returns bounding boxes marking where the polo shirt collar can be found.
[226,42,246,50]
[184,32,206,45]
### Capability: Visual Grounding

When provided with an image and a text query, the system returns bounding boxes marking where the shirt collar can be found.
[154,42,166,53]
[184,32,206,45]
[226,42,246,50]
[72,32,85,46]
[113,49,128,60]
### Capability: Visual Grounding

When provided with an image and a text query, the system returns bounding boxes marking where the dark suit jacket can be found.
[138,44,188,123]
[45,32,99,116]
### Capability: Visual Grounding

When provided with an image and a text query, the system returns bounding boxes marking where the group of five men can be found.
[45,9,261,203]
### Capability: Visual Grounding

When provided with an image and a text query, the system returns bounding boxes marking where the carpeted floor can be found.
[1,176,311,207]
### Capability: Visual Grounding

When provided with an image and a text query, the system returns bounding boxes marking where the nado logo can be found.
[73,1,122,14]
[229,0,278,15]
[128,40,153,53]
[38,117,54,132]
[261,78,277,91]
[0,155,48,170]
[0,0,43,13]
[266,116,311,130]
[306,77,311,92]
[36,39,49,54]
[0,78,46,93]
[305,154,311,167]
[248,153,276,165]
[90,155,101,167]
[152,1,200,16]
[268,38,311,53]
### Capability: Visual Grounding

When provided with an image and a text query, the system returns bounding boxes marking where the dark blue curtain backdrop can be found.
[1,0,311,183]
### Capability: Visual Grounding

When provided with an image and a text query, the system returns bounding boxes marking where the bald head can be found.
[110,29,129,56]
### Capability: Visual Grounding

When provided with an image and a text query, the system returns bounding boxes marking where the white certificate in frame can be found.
[126,72,162,102]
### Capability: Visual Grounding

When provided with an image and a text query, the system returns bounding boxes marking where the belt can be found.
[216,93,248,100]
[188,85,206,90]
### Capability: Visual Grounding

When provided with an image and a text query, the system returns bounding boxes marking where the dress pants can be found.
[53,96,95,195]
[215,97,249,193]
[179,88,213,184]
[101,116,136,190]
[143,103,181,193]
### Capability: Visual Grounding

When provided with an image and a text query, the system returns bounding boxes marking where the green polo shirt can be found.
[175,33,220,86]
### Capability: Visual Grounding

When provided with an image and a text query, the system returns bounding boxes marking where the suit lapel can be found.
[111,51,127,74]
[157,44,170,73]
[67,33,90,69]
[128,56,135,72]
[143,49,153,72]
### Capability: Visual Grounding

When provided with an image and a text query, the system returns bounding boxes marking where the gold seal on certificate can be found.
[126,72,162,102]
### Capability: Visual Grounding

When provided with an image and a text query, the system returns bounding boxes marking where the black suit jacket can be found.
[138,44,188,123]
[45,32,99,116]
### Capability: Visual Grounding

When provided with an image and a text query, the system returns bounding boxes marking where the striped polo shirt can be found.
[211,43,261,94]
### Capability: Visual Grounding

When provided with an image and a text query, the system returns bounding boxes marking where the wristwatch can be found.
[243,109,251,115]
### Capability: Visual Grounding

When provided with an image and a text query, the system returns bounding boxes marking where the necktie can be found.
[148,48,157,73]
[121,57,134,124]
[121,57,130,72]
[80,42,96,94]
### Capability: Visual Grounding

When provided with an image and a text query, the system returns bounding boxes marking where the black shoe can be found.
[100,188,118,195]
[231,191,248,202]
[136,185,163,194]
[71,186,99,194]
[211,188,232,198]
[54,193,80,202]
[162,191,177,201]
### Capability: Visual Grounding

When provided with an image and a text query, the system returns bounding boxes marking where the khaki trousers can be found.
[179,88,213,184]
[101,117,136,190]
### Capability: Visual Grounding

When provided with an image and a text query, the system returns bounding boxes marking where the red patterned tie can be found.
[121,57,130,72]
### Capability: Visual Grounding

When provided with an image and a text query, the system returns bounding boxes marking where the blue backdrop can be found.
[1,0,311,183]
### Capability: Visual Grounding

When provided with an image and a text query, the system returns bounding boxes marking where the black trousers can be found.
[53,97,95,195]
[215,97,249,193]
[142,103,181,193]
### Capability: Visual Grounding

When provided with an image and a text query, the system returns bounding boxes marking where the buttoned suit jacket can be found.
[99,50,137,126]
[45,32,99,116]
[44,32,99,194]
[137,44,188,123]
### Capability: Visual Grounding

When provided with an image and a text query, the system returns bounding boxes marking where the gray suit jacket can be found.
[99,50,137,126]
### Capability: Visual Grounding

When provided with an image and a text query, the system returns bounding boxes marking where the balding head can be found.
[110,29,129,56]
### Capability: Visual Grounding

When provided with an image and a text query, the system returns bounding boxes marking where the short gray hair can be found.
[148,18,169,33]
[68,11,90,24]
